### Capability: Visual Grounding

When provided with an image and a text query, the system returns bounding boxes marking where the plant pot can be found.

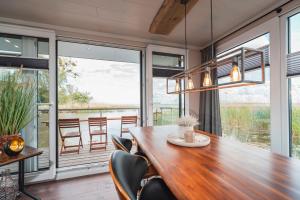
[0,135,24,156]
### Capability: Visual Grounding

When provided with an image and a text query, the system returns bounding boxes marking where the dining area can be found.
[109,125,300,200]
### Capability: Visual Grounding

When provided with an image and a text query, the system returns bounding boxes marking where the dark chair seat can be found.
[109,151,176,200]
[140,178,177,200]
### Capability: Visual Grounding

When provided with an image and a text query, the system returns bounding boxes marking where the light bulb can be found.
[230,63,241,82]
[175,79,180,92]
[203,71,212,87]
[187,76,194,90]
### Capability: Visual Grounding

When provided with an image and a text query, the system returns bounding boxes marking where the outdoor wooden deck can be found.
[58,142,115,168]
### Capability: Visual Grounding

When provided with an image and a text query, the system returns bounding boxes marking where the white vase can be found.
[178,126,194,139]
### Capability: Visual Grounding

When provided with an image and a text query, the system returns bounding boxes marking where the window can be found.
[288,12,300,159]
[152,52,184,125]
[218,34,271,149]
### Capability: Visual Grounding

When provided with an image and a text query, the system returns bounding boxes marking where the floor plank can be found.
[20,173,118,200]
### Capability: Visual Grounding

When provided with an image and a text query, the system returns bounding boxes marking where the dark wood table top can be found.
[0,146,43,167]
[130,125,300,200]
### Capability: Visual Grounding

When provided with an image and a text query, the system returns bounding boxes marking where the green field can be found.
[221,104,300,158]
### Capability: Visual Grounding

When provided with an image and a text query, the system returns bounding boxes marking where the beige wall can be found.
[188,49,201,117]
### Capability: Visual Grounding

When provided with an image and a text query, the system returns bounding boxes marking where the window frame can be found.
[217,18,286,155]
[0,23,57,182]
[282,8,300,157]
[146,45,188,126]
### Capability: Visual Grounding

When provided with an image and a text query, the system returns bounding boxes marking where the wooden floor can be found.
[20,173,118,200]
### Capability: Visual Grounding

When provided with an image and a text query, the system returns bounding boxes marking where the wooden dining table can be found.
[129,125,300,200]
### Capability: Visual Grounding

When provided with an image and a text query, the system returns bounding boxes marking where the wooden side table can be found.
[0,146,43,200]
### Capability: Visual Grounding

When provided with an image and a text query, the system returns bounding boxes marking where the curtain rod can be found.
[214,0,294,46]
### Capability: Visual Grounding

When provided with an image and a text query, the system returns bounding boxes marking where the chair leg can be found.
[79,136,83,148]
[60,139,65,155]
[90,135,92,152]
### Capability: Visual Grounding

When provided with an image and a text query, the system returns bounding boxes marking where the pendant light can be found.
[175,79,180,92]
[203,69,212,87]
[182,0,195,91]
[187,76,195,89]
[201,0,214,87]
[166,0,265,94]
[230,59,241,82]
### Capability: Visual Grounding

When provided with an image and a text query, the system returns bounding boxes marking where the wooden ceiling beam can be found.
[149,0,199,35]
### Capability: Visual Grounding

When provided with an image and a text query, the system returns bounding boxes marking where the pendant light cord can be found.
[210,0,214,60]
[184,1,188,69]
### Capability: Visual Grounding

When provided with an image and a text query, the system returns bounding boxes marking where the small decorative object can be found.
[184,131,195,143]
[0,169,18,200]
[167,133,210,147]
[0,70,34,154]
[3,135,24,156]
[177,115,198,138]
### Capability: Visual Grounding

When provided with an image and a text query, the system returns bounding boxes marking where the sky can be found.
[290,13,300,53]
[63,57,179,107]
[65,58,140,106]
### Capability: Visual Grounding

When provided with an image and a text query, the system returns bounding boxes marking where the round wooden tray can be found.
[167,133,210,147]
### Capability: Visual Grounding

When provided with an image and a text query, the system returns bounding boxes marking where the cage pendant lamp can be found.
[166,0,265,94]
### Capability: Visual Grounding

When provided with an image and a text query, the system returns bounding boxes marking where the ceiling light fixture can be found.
[167,0,265,94]
[5,39,11,43]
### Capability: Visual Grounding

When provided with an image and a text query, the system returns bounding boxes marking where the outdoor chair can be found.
[58,118,83,155]
[120,116,137,138]
[88,117,108,151]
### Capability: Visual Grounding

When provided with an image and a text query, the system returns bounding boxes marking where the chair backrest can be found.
[109,150,148,200]
[58,118,81,137]
[121,116,137,126]
[88,117,107,127]
[111,134,132,152]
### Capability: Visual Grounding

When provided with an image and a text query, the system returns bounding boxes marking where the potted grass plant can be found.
[0,70,34,155]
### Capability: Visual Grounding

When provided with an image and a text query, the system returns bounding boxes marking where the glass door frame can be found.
[55,38,146,171]
[0,23,57,182]
[146,45,188,126]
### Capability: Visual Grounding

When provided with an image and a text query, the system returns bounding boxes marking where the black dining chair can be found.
[109,150,177,200]
[111,134,157,178]
[111,134,133,153]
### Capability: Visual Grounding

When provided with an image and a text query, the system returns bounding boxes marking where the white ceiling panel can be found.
[0,0,289,47]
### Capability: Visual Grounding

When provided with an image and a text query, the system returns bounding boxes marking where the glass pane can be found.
[153,77,180,125]
[57,41,141,168]
[289,13,300,53]
[37,70,50,169]
[218,33,270,150]
[153,52,184,68]
[0,33,22,56]
[290,77,300,158]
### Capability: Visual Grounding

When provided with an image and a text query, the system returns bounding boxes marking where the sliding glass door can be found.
[57,41,142,168]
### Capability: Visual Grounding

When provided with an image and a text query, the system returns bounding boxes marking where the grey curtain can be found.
[197,46,222,136]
